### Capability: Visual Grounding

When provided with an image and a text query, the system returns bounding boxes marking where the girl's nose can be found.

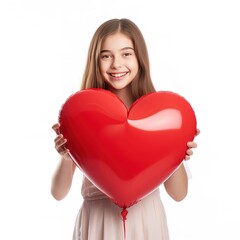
[111,57,122,69]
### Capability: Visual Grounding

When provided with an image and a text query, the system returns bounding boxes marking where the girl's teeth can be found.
[111,73,126,77]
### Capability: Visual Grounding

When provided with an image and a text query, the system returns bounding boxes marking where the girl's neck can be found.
[108,86,134,109]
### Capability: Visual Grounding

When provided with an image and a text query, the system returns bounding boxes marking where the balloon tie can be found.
[121,208,128,240]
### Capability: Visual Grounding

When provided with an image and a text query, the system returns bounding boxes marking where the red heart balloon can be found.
[59,88,197,208]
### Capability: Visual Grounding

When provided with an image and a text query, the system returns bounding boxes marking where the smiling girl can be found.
[51,18,199,240]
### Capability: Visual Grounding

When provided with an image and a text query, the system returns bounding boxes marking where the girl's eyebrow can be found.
[100,47,134,53]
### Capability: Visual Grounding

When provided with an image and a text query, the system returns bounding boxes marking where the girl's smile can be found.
[108,71,129,80]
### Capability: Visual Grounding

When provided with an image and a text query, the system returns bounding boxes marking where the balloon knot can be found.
[121,208,128,221]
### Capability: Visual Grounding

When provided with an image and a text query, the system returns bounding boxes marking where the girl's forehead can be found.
[101,33,133,49]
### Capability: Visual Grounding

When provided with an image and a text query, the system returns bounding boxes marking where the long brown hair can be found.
[81,18,156,101]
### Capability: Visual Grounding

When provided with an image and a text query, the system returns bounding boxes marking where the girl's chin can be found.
[108,83,132,92]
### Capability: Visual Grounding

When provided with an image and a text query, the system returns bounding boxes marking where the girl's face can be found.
[99,33,139,93]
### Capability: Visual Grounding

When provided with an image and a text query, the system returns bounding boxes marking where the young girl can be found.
[51,18,199,240]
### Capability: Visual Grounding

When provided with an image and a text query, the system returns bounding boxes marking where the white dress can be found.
[73,176,170,240]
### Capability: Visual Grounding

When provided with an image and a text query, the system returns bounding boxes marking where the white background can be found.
[0,0,239,239]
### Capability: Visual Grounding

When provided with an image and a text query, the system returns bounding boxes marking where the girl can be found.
[51,18,199,240]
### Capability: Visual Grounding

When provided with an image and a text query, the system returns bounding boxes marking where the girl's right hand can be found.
[52,123,71,160]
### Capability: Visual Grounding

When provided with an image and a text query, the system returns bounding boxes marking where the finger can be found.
[186,149,193,156]
[52,123,60,134]
[54,134,65,144]
[184,155,190,161]
[196,129,200,136]
[187,142,197,148]
[55,136,67,148]
[56,143,69,155]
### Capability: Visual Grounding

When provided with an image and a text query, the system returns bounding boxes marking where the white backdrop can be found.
[0,0,239,239]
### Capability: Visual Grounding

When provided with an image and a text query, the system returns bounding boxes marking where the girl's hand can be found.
[52,123,71,160]
[185,129,200,160]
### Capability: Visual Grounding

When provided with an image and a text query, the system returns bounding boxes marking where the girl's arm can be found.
[163,163,188,201]
[51,156,76,201]
[51,124,76,201]
[164,129,200,201]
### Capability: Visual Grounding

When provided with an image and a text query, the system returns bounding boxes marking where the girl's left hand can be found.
[185,129,200,160]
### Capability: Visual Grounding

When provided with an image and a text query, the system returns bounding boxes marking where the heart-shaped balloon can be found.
[59,88,197,208]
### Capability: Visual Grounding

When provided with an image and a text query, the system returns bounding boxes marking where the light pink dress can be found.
[73,176,170,240]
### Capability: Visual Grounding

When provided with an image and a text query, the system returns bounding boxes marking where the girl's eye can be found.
[123,52,132,57]
[101,54,112,59]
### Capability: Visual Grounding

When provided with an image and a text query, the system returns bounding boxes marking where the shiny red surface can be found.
[59,88,197,208]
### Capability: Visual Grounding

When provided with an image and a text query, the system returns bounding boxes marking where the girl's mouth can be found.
[109,72,128,78]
